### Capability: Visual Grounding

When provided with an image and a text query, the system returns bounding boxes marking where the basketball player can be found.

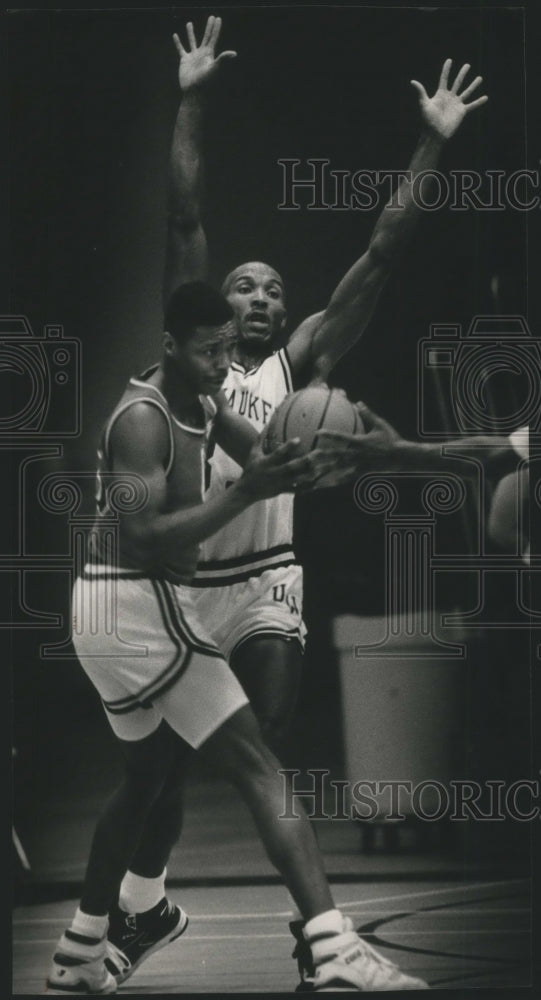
[104,17,489,989]
[168,17,488,744]
[46,281,428,994]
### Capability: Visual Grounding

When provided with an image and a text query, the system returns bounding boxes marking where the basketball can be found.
[263,385,364,487]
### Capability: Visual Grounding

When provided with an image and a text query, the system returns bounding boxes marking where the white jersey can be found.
[195,348,295,586]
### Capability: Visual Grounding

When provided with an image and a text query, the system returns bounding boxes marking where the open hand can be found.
[173,15,237,93]
[314,401,404,483]
[411,59,488,141]
[240,438,351,499]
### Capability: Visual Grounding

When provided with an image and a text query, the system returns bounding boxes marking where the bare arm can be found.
[109,403,333,571]
[287,60,488,382]
[315,403,523,486]
[163,17,237,307]
[488,468,529,553]
[212,390,259,466]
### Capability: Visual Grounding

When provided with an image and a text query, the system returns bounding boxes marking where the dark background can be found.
[5,4,538,880]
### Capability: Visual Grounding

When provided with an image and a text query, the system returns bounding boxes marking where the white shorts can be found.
[71,566,248,747]
[190,564,307,662]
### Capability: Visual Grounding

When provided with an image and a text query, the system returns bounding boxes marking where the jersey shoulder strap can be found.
[102,378,176,477]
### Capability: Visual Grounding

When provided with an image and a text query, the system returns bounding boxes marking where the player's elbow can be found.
[119,519,160,572]
[367,234,395,271]
[167,208,202,237]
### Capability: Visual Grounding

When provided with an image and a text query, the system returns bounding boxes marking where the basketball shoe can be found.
[290,920,316,991]
[46,929,117,994]
[104,897,189,984]
[307,915,429,991]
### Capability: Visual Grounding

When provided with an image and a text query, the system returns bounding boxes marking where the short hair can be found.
[164,281,234,343]
[220,262,285,300]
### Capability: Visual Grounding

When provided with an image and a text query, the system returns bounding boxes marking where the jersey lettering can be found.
[200,352,295,566]
[273,584,300,615]
[223,385,273,428]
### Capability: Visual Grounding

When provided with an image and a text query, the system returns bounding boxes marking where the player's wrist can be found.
[229,478,256,507]
[419,128,446,150]
[180,83,208,103]
[394,439,427,470]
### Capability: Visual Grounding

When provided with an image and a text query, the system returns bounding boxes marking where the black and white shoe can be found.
[290,920,316,992]
[46,929,117,994]
[104,897,189,985]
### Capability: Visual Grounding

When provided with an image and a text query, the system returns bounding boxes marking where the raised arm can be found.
[163,17,236,307]
[286,59,488,382]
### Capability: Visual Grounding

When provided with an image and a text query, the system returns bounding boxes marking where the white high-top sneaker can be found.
[306,914,429,991]
[46,929,118,994]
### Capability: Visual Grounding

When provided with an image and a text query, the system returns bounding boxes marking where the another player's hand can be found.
[173,15,237,93]
[314,401,405,483]
[238,438,344,500]
[411,59,488,141]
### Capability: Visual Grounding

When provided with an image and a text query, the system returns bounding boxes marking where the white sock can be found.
[70,908,108,940]
[303,908,343,941]
[119,868,166,914]
[286,891,303,922]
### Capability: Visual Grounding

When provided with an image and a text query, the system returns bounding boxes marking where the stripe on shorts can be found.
[103,581,193,714]
[162,582,223,659]
[231,625,304,657]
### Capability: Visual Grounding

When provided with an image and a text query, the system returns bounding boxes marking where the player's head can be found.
[221,262,287,351]
[163,281,236,395]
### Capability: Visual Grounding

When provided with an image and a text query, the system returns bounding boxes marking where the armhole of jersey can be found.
[277,347,294,395]
[104,398,175,478]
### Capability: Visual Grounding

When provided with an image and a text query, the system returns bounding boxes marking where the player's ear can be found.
[162,331,176,356]
[280,310,287,331]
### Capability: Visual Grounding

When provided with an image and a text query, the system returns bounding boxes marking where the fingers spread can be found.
[460,75,484,100]
[186,21,197,50]
[450,62,470,93]
[438,57,453,89]
[410,79,428,101]
[202,15,216,47]
[464,94,489,111]
[172,33,186,56]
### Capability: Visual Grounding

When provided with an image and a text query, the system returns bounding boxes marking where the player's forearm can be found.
[309,133,445,379]
[369,131,444,262]
[213,402,259,467]
[168,90,206,224]
[375,437,518,478]
[124,484,252,566]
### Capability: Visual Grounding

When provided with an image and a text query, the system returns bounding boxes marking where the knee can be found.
[122,759,167,807]
[225,732,281,795]
[204,710,278,788]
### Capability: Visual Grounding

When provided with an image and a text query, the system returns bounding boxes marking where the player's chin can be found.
[204,378,226,394]
[241,325,274,344]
